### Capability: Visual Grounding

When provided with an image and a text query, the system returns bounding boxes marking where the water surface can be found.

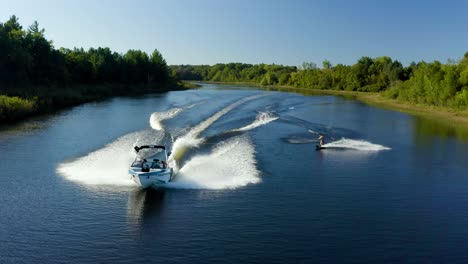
[1,83,468,263]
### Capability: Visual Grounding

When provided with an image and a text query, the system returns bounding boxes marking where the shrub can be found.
[0,95,36,122]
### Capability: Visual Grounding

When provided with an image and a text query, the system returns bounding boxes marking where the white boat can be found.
[129,145,173,188]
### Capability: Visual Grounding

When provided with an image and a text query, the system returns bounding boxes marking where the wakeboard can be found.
[316,145,326,150]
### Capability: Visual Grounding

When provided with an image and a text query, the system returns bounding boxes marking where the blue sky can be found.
[1,0,467,66]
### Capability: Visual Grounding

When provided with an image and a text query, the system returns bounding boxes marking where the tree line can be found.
[172,55,468,110]
[0,15,173,122]
[0,15,170,91]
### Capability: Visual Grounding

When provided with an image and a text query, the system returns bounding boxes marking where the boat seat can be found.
[151,162,161,169]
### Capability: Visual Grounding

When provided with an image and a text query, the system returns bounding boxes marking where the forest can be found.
[0,16,172,122]
[2,14,468,123]
[172,56,468,111]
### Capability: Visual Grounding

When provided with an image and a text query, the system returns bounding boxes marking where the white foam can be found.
[56,130,165,186]
[187,94,267,137]
[57,95,266,189]
[150,103,202,131]
[234,111,278,132]
[169,94,267,165]
[150,108,184,130]
[166,136,260,189]
[323,138,391,151]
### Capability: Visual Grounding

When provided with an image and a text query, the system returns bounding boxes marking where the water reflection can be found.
[410,115,468,171]
[263,86,468,143]
[0,119,48,141]
[262,86,338,97]
[413,116,468,143]
[127,188,166,228]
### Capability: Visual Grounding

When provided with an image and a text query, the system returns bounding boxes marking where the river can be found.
[1,83,468,263]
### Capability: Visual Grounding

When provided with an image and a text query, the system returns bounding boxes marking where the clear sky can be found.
[1,0,467,66]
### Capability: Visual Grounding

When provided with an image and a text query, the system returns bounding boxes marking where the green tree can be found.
[123,49,150,84]
[301,62,317,70]
[150,49,169,83]
[0,15,32,86]
[322,60,332,69]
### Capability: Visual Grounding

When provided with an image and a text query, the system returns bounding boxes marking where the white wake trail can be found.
[150,108,184,130]
[234,111,278,132]
[150,103,200,130]
[167,136,260,189]
[323,138,391,151]
[57,130,166,187]
[187,94,267,138]
[57,94,268,190]
[169,94,267,164]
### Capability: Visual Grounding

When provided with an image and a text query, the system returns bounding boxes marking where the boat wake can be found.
[150,108,184,131]
[322,138,391,151]
[150,103,199,131]
[56,94,274,190]
[169,94,267,163]
[233,111,278,132]
[284,137,316,144]
[57,131,143,186]
[167,136,259,189]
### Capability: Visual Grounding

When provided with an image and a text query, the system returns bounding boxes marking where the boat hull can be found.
[129,169,173,188]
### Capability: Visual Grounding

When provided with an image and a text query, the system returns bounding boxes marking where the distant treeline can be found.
[172,55,468,110]
[0,15,173,123]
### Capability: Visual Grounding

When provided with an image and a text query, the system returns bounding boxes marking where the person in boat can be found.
[142,159,150,172]
[318,133,325,146]
[161,160,167,169]
[151,159,161,169]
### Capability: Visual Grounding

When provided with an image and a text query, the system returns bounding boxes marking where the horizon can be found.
[2,0,468,67]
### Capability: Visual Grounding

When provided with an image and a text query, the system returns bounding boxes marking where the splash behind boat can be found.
[129,145,173,188]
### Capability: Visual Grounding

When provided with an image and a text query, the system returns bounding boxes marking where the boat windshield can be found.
[137,148,166,160]
[131,160,143,168]
[132,146,169,170]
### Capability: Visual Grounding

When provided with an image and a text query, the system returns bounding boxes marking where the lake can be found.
[1,83,468,263]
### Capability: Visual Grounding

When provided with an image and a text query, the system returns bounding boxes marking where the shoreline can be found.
[274,86,468,129]
[197,81,468,129]
[0,81,193,126]
[4,79,467,131]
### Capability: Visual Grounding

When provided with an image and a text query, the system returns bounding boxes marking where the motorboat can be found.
[129,145,173,188]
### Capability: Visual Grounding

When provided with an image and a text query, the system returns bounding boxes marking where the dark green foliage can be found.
[0,15,170,90]
[170,56,405,92]
[0,15,173,123]
[0,95,36,122]
[150,49,169,83]
[172,54,468,111]
[385,61,467,108]
[171,63,296,85]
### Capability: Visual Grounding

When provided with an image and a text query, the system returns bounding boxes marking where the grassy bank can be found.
[179,81,202,89]
[269,84,468,129]
[197,81,468,129]
[0,95,37,122]
[354,93,468,128]
[0,81,191,125]
[200,81,262,87]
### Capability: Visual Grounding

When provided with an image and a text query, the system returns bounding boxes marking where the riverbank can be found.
[272,85,468,129]
[0,81,194,125]
[196,81,468,129]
